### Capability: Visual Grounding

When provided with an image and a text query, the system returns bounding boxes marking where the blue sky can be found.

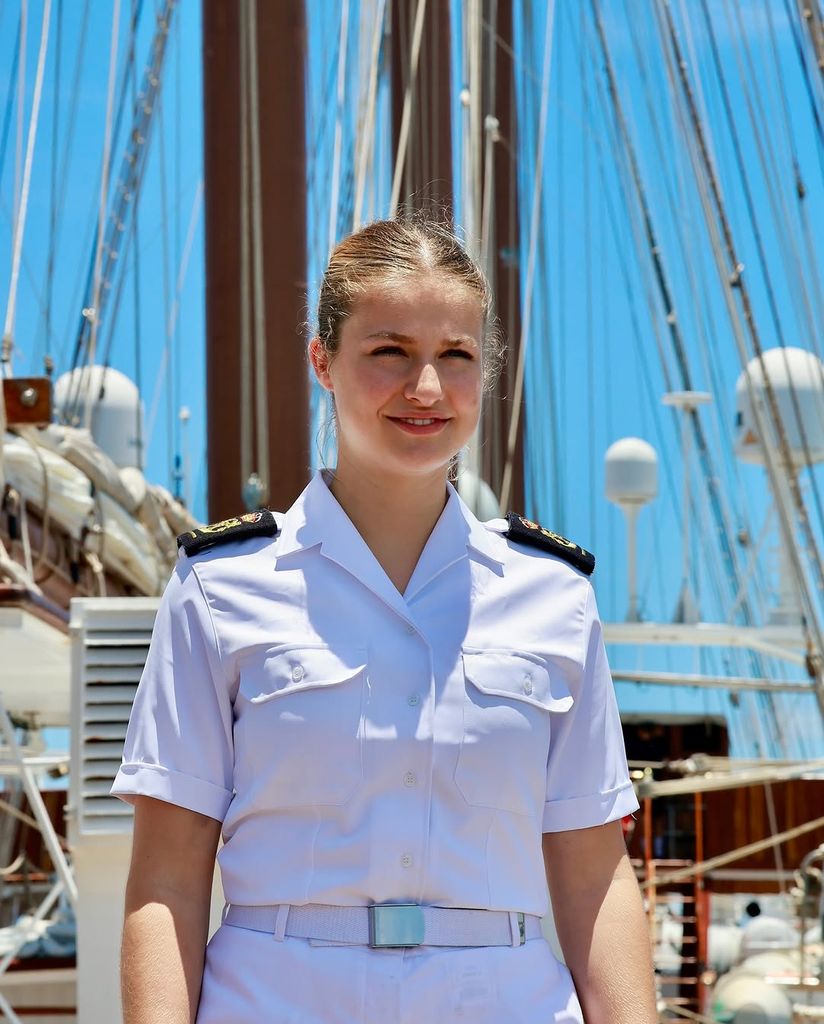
[2,0,823,757]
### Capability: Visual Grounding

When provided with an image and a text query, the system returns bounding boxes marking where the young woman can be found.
[114,218,658,1024]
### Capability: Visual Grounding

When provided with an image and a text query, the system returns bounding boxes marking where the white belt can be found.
[223,902,543,948]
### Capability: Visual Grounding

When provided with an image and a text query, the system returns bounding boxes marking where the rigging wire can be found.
[173,9,182,497]
[589,0,749,623]
[247,0,270,505]
[626,0,773,622]
[131,0,143,470]
[328,0,351,253]
[389,0,428,217]
[239,0,252,494]
[554,7,566,531]
[43,0,61,365]
[621,0,761,615]
[154,91,174,489]
[498,0,555,513]
[2,0,51,374]
[83,0,121,424]
[65,0,172,425]
[724,0,820,355]
[0,14,21,230]
[13,0,26,269]
[657,0,824,731]
[580,3,596,549]
[590,0,781,750]
[654,2,784,756]
[761,0,824,343]
[781,0,824,170]
[352,0,387,228]
[701,0,824,550]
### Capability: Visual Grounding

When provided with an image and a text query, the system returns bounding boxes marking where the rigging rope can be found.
[499,0,555,513]
[701,0,824,551]
[589,0,751,624]
[84,0,121,425]
[131,0,143,470]
[239,0,252,494]
[247,0,270,505]
[328,0,351,254]
[353,0,387,228]
[724,0,820,354]
[2,0,51,371]
[658,0,824,729]
[43,0,61,364]
[0,15,21,258]
[389,0,428,217]
[590,0,785,751]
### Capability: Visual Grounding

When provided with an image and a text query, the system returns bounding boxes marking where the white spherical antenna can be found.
[605,437,659,621]
[605,437,658,507]
[456,468,500,521]
[55,366,144,470]
[735,347,824,467]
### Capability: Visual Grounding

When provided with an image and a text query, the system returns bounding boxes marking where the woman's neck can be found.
[325,459,450,592]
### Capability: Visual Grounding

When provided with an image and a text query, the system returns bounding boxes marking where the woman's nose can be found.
[405,362,444,403]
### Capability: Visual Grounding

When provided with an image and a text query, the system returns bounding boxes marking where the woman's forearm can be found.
[121,798,221,1024]
[121,887,211,1024]
[554,854,658,1024]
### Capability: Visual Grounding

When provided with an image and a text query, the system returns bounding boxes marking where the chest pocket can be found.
[234,644,367,807]
[454,649,573,818]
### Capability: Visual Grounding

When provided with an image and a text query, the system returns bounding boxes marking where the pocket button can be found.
[523,674,533,696]
[291,665,305,682]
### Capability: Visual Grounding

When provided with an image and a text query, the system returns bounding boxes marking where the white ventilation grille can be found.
[70,597,159,839]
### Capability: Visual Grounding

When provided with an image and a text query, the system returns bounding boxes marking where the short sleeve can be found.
[110,555,235,822]
[542,582,639,832]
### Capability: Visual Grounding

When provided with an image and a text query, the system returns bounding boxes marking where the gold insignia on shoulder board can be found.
[200,517,242,534]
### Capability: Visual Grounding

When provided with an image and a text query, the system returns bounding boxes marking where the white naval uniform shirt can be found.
[112,470,638,918]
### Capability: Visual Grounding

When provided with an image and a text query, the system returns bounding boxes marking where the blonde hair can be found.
[315,216,503,389]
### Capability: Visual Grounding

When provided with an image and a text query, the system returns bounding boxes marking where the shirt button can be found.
[405,624,416,634]
[291,665,305,682]
[403,771,418,787]
[523,674,533,696]
[401,854,413,868]
[407,694,420,707]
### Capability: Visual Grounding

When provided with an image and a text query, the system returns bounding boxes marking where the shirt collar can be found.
[275,470,505,608]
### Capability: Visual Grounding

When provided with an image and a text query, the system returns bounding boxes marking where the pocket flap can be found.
[461,650,573,712]
[250,644,367,703]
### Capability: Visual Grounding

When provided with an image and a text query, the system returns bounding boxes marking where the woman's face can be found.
[310,272,484,481]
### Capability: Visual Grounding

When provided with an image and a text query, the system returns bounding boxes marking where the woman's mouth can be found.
[387,416,449,435]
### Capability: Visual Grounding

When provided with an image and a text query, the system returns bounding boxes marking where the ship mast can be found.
[389,0,525,513]
[202,1,309,520]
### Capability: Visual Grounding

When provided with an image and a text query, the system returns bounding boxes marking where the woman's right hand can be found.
[121,796,222,1024]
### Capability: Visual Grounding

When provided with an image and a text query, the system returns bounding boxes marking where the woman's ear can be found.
[308,337,333,392]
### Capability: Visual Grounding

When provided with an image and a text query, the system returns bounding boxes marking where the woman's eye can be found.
[372,346,405,356]
[444,348,474,359]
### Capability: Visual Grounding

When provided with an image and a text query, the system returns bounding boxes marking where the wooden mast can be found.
[389,0,525,512]
[390,0,454,216]
[202,1,309,521]
[481,0,525,513]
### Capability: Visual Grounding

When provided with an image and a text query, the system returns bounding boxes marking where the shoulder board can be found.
[177,509,280,557]
[504,513,595,576]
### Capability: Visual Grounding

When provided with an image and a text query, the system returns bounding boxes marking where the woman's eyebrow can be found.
[365,330,477,346]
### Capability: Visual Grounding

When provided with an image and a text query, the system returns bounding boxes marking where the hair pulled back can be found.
[315,216,503,388]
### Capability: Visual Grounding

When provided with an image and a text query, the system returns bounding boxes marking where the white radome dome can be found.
[735,347,824,467]
[55,366,144,470]
[604,437,658,506]
[710,952,799,1024]
[456,468,500,521]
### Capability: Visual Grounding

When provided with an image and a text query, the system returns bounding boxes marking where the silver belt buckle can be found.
[368,904,425,948]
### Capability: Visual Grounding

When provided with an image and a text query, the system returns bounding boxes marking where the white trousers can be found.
[196,923,584,1023]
